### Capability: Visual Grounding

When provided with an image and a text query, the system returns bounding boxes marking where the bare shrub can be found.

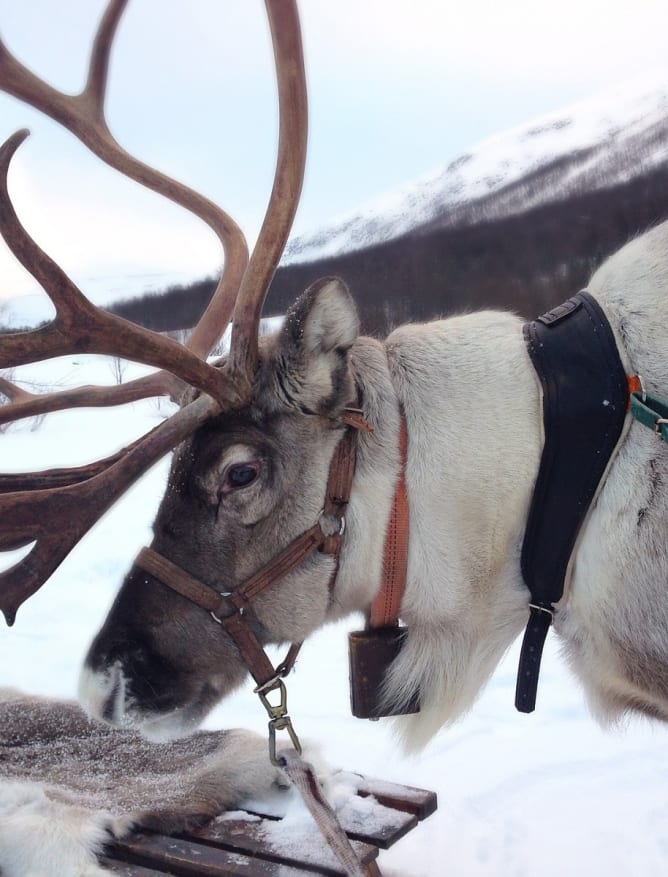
[109,356,128,385]
[0,368,15,433]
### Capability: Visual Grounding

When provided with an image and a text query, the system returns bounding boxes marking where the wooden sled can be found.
[101,774,437,876]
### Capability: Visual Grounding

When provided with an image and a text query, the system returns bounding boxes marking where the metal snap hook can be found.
[255,678,302,765]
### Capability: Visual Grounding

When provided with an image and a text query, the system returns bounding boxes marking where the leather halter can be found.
[135,406,373,695]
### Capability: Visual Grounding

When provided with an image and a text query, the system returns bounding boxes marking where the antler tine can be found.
[0,392,219,625]
[227,0,308,387]
[0,371,181,428]
[0,131,243,409]
[0,373,31,404]
[0,434,149,493]
[84,0,126,116]
[82,0,250,362]
[0,0,249,383]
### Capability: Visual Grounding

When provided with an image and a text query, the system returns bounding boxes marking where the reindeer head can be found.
[0,1,369,739]
[80,277,363,738]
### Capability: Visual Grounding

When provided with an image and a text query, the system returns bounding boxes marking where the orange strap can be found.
[369,410,409,628]
[628,374,641,409]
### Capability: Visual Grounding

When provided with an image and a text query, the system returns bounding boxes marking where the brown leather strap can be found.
[275,641,303,677]
[339,408,374,432]
[136,546,295,690]
[221,611,279,688]
[369,409,409,628]
[321,425,358,556]
[231,523,326,609]
[136,547,222,613]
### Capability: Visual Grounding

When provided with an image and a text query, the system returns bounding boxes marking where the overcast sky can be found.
[1,0,667,301]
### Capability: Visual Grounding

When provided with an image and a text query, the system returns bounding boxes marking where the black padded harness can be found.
[516,290,630,713]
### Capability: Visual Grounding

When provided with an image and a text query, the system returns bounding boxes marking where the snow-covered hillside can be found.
[5,76,668,332]
[0,269,205,331]
[284,76,668,265]
[2,353,668,876]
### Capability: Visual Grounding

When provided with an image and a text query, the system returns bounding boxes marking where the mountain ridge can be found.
[5,74,668,336]
[284,76,668,265]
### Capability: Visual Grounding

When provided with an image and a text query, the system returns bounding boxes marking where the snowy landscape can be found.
[1,346,668,877]
[2,59,668,874]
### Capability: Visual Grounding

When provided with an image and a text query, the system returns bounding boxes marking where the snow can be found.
[0,268,209,330]
[2,351,668,876]
[284,75,668,266]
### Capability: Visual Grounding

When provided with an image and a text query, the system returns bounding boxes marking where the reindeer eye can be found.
[224,462,260,492]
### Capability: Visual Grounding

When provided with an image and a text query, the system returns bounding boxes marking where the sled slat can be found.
[237,800,416,851]
[106,833,309,876]
[102,862,172,877]
[348,774,438,821]
[193,817,379,871]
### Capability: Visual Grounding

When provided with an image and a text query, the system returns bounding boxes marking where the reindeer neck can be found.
[383,312,542,633]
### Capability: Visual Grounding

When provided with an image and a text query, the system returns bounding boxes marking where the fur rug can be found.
[0,688,291,876]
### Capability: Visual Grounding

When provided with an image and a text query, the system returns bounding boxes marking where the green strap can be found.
[630,392,668,443]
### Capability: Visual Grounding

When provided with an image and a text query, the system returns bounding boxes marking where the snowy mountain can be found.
[284,77,668,265]
[8,77,668,336]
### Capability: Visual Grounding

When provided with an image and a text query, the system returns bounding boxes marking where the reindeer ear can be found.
[287,276,359,354]
[275,277,359,414]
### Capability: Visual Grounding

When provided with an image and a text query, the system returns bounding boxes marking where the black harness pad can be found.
[516,290,629,713]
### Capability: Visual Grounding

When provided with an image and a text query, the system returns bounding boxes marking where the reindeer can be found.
[1,0,667,769]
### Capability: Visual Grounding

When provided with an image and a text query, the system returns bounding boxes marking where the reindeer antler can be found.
[228,0,308,386]
[0,0,308,623]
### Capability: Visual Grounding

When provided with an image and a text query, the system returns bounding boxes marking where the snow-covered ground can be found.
[2,353,668,876]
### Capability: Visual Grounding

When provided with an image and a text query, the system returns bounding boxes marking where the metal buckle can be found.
[655,418,668,437]
[255,678,302,766]
[318,509,345,537]
[638,374,647,403]
[210,590,240,624]
[529,602,554,620]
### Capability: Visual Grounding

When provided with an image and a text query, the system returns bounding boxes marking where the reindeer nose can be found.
[80,624,183,724]
[101,663,125,723]
[78,660,127,726]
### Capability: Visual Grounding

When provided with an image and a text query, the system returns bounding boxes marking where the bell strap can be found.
[369,408,409,628]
